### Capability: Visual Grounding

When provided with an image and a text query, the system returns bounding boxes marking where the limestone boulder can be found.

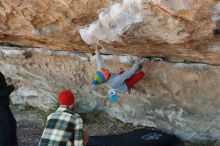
[1,0,220,64]
[1,46,220,140]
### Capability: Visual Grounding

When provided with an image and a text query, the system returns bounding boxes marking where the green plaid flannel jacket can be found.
[38,107,83,146]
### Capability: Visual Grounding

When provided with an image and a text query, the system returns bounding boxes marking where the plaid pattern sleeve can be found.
[74,117,83,146]
[38,107,83,146]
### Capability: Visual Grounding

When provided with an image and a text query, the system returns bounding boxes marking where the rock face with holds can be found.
[1,0,220,64]
[1,0,220,141]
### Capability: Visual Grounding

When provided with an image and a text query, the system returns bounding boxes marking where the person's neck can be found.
[60,105,73,110]
[60,105,68,108]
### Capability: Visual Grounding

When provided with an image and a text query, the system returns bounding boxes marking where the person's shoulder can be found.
[70,113,83,124]
[72,113,82,119]
[108,72,117,78]
[46,111,59,120]
[106,73,119,82]
[48,109,68,117]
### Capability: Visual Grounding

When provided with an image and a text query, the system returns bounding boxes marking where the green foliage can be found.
[18,103,39,111]
[36,102,59,128]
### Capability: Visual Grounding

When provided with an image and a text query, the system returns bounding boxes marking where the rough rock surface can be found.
[1,0,220,141]
[1,46,220,141]
[1,0,220,64]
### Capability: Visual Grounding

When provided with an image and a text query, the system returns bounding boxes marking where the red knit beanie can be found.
[58,90,74,106]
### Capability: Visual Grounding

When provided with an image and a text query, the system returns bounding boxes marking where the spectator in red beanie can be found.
[58,90,75,108]
[39,90,89,146]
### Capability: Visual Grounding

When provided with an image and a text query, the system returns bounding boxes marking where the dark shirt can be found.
[0,72,14,106]
[0,85,14,106]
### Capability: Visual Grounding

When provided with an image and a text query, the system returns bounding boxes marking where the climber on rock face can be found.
[92,48,155,94]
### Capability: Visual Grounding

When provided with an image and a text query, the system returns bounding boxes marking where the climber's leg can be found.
[125,71,145,89]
